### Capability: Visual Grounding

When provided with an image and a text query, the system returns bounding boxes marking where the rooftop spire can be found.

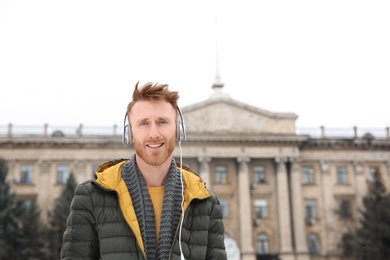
[212,16,224,90]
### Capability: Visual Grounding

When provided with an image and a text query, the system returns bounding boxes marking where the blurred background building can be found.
[1,82,389,260]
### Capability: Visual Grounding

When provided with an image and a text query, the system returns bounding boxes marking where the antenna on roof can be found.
[212,15,224,91]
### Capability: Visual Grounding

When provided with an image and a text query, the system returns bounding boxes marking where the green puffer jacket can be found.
[60,159,227,260]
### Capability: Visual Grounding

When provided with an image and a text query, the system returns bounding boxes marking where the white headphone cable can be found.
[178,140,185,260]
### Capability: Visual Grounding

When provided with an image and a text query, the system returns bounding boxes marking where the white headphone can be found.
[122,106,186,144]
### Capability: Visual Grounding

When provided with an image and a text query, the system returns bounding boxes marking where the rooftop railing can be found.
[297,126,390,139]
[0,124,121,138]
[0,124,389,139]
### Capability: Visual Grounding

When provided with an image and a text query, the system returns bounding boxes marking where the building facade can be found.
[1,87,389,260]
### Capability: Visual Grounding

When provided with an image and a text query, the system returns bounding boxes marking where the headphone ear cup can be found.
[122,113,133,145]
[176,119,186,141]
[176,107,186,142]
[176,121,182,141]
[128,125,133,144]
[123,124,132,144]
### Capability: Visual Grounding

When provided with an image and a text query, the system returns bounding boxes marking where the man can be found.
[60,82,227,260]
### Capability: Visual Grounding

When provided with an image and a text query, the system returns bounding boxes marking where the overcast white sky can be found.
[0,0,389,129]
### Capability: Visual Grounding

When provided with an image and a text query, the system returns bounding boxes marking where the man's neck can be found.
[135,156,172,187]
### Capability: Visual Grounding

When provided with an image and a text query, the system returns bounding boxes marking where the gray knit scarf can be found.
[122,155,183,260]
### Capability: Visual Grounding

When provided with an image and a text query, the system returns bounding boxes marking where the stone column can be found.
[38,159,52,222]
[74,160,87,182]
[198,157,211,189]
[290,158,310,260]
[319,160,332,255]
[275,157,294,260]
[237,156,256,260]
[6,160,16,182]
[353,161,365,211]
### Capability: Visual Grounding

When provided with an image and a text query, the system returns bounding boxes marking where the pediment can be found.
[181,96,297,135]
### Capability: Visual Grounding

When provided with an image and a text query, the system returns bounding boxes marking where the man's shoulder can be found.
[176,163,199,176]
[74,179,97,193]
[97,158,130,173]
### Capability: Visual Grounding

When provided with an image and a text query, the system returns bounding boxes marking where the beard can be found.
[134,137,176,166]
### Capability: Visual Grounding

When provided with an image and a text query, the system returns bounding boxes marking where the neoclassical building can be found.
[1,82,389,260]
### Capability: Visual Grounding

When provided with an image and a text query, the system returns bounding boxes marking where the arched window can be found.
[308,233,321,255]
[257,233,269,254]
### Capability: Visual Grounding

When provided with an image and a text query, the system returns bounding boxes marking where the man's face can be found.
[129,100,177,166]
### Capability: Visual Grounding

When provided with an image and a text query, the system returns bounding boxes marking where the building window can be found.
[20,164,34,184]
[339,200,352,218]
[220,199,229,218]
[253,165,266,183]
[57,165,70,184]
[215,165,228,184]
[254,199,268,218]
[337,166,348,184]
[308,233,321,255]
[368,166,380,182]
[303,166,315,184]
[21,199,33,210]
[257,233,269,254]
[305,199,318,219]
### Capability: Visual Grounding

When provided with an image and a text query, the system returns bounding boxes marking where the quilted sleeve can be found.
[206,195,227,260]
[60,181,99,260]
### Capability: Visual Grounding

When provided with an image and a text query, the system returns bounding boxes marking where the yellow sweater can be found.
[148,186,165,244]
